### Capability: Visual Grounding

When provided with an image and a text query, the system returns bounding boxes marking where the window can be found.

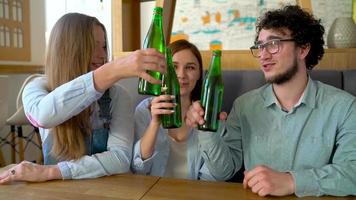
[0,25,5,46]
[13,27,23,48]
[12,0,22,22]
[0,0,10,19]
[0,0,29,60]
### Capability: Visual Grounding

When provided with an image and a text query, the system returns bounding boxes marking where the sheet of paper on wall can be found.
[171,0,352,51]
[171,0,296,50]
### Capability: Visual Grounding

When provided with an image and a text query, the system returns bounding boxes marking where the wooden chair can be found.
[5,74,44,164]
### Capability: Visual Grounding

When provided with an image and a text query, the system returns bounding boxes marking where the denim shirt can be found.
[43,90,111,165]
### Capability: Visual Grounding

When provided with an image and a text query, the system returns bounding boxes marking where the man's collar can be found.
[262,77,317,109]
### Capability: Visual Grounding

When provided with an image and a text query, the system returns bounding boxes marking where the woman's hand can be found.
[0,161,62,184]
[140,95,176,160]
[112,48,167,82]
[94,48,167,92]
[149,95,176,125]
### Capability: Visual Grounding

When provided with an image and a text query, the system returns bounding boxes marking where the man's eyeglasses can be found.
[250,39,295,58]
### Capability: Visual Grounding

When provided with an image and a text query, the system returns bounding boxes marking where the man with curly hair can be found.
[185,5,356,197]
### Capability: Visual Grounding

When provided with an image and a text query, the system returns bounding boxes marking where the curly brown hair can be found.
[255,5,325,70]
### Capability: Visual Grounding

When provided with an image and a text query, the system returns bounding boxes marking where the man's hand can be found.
[185,101,228,128]
[243,165,295,197]
[185,101,205,128]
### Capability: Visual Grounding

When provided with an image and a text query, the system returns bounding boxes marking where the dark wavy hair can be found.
[255,5,325,70]
[168,39,203,101]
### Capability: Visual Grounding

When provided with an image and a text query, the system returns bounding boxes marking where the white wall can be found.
[140,1,155,46]
[45,0,112,58]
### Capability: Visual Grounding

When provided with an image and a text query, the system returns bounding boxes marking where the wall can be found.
[140,1,155,46]
[45,0,112,57]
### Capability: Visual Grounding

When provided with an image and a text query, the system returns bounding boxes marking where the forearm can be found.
[58,149,131,179]
[46,165,62,180]
[140,121,160,160]
[291,163,356,197]
[93,62,124,93]
[198,130,242,181]
[23,73,102,128]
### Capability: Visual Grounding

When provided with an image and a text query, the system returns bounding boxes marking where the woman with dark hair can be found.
[0,13,166,183]
[132,39,232,181]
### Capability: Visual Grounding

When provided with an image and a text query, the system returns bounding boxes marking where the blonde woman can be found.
[0,13,165,183]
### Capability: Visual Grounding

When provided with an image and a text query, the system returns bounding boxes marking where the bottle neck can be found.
[153,14,163,26]
[208,55,221,75]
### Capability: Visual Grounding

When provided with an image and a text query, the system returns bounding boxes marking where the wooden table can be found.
[0,172,355,200]
[143,177,355,200]
[0,173,159,200]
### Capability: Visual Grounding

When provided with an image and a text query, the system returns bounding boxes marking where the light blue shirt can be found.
[22,72,134,179]
[132,98,242,181]
[229,78,356,197]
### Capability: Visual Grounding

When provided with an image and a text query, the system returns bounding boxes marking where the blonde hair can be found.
[45,13,108,160]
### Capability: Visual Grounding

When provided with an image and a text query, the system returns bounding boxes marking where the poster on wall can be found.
[171,0,353,50]
[171,0,296,50]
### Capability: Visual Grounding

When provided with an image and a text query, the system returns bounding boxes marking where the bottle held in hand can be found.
[138,7,166,96]
[161,48,182,129]
[198,50,224,132]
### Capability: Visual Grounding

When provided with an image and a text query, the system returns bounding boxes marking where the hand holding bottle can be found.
[112,48,166,82]
[138,6,166,96]
[140,94,176,160]
[185,101,227,129]
[93,48,166,93]
[197,50,224,132]
[149,95,176,125]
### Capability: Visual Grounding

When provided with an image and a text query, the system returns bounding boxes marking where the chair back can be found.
[16,74,44,110]
[0,75,9,130]
[6,74,44,126]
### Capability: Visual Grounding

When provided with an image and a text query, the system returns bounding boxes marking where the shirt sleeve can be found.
[22,72,103,128]
[58,84,134,179]
[131,98,157,174]
[197,101,243,181]
[290,99,356,197]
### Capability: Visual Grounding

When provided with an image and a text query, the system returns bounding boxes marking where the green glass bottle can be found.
[138,7,166,96]
[161,48,182,129]
[198,50,224,132]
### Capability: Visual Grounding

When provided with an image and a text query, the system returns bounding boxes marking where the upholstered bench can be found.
[119,69,356,114]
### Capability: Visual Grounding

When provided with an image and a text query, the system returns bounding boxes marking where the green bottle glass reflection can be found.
[138,7,166,96]
[198,50,224,132]
[161,48,182,129]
